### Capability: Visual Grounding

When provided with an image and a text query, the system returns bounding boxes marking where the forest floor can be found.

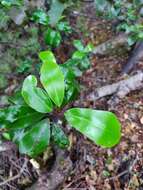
[61,12,143,190]
[0,2,143,190]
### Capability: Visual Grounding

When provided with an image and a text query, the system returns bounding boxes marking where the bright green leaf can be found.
[39,51,65,107]
[65,108,121,148]
[19,119,50,157]
[22,75,53,113]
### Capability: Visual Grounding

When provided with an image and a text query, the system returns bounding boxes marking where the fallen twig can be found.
[107,155,139,181]
[0,158,28,187]
[88,72,143,103]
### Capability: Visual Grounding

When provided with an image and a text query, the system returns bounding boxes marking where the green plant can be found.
[0,50,121,157]
[31,8,72,48]
[0,0,23,7]
[94,0,143,45]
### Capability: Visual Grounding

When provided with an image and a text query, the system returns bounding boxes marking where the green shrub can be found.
[0,51,121,157]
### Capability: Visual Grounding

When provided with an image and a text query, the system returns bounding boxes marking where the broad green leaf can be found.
[0,105,44,129]
[48,0,67,26]
[39,51,65,107]
[52,124,69,148]
[65,108,121,148]
[7,106,44,129]
[19,119,50,157]
[22,75,53,113]
[44,28,61,47]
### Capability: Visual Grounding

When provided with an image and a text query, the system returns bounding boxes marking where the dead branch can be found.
[88,72,143,102]
[107,155,139,181]
[93,33,129,56]
[0,158,28,187]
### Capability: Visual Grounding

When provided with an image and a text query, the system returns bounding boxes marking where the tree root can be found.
[88,72,143,106]
[27,149,73,190]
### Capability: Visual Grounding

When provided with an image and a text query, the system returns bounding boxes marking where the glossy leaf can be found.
[44,28,61,47]
[0,105,44,129]
[19,119,50,157]
[52,124,69,148]
[39,51,65,107]
[22,75,53,113]
[65,108,121,148]
[7,106,44,129]
[31,9,49,25]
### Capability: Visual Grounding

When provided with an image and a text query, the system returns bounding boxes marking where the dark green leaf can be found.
[8,91,25,105]
[0,105,44,129]
[7,106,44,129]
[19,119,50,157]
[22,75,53,113]
[52,124,69,148]
[39,51,65,107]
[65,108,121,148]
[44,28,61,47]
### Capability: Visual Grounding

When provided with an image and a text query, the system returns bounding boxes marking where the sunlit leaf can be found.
[65,108,121,148]
[39,51,65,107]
[22,75,53,113]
